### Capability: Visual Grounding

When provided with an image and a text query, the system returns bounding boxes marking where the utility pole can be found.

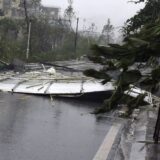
[26,21,31,60]
[74,18,79,55]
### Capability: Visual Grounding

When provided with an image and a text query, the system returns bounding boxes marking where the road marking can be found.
[93,123,121,160]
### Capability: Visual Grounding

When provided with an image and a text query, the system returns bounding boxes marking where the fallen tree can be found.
[84,0,160,114]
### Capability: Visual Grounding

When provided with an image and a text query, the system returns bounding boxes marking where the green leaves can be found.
[91,44,131,61]
[129,37,149,47]
[116,56,135,70]
[152,67,160,81]
[152,25,160,36]
[139,66,160,93]
[91,44,114,59]
[125,0,160,34]
[83,69,111,82]
[120,70,142,85]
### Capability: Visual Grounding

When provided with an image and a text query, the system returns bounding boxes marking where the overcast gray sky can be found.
[41,0,144,32]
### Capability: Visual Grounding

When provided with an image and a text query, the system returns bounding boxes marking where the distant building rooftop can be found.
[0,0,60,20]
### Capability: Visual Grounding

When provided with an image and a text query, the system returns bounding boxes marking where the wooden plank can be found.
[12,80,27,92]
[44,81,54,94]
[37,81,50,91]
[26,83,43,89]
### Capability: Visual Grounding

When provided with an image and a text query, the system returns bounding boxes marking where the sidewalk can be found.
[113,106,160,160]
[146,107,160,160]
[92,105,160,160]
[127,106,160,160]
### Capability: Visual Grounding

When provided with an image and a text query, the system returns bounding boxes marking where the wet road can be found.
[0,93,112,160]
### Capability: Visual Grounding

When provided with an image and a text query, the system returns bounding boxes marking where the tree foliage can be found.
[84,0,160,114]
[124,0,160,36]
[64,0,75,27]
[0,16,97,62]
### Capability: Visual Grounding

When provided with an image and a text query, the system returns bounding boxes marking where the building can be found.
[0,0,60,20]
[0,0,21,18]
[41,6,60,20]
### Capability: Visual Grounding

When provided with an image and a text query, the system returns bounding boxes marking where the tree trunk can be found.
[23,0,29,32]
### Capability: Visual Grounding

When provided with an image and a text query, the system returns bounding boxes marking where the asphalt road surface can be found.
[0,93,112,160]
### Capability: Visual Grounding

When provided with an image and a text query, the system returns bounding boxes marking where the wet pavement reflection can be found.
[0,93,111,160]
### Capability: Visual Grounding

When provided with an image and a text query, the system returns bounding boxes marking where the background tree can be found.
[31,0,41,11]
[124,0,160,36]
[0,17,97,62]
[99,18,114,45]
[0,0,99,62]
[84,23,98,46]
[64,0,75,27]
